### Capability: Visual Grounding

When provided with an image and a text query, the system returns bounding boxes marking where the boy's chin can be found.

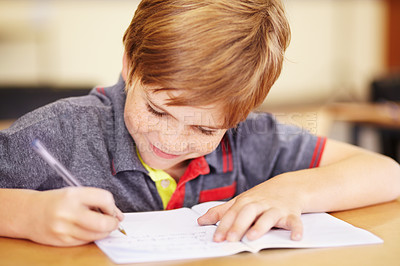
[146,158,181,170]
[151,157,194,172]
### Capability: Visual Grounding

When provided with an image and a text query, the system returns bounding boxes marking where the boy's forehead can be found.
[141,83,210,109]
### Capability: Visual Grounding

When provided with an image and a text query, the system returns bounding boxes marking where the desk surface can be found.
[326,102,400,129]
[260,101,400,135]
[1,199,399,266]
[0,119,14,130]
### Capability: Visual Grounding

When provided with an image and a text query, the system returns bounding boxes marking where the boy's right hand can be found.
[23,187,124,247]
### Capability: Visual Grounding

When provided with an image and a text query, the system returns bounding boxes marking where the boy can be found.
[0,0,399,247]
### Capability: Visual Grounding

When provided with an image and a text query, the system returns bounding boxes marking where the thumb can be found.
[197,200,234,225]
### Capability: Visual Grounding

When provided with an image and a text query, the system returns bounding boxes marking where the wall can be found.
[0,0,139,87]
[266,0,387,107]
[0,0,388,106]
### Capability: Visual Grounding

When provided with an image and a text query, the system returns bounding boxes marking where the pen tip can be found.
[118,225,127,235]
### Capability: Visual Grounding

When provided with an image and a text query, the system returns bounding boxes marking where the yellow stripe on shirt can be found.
[136,149,177,209]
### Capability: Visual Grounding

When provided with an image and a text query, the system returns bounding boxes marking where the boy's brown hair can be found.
[123,0,290,128]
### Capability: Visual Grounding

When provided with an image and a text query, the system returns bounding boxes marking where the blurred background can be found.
[0,0,399,161]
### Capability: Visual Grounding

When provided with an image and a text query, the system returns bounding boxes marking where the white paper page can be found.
[191,201,226,216]
[242,212,383,251]
[95,207,249,264]
[96,205,383,264]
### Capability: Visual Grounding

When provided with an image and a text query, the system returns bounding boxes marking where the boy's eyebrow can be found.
[145,93,227,130]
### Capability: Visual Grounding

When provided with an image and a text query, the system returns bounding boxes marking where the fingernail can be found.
[293,233,302,241]
[247,230,258,240]
[227,232,239,242]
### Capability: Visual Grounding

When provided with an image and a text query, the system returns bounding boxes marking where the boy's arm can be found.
[301,139,400,212]
[0,187,124,246]
[198,139,400,242]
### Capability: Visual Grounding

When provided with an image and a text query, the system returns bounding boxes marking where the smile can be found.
[150,143,181,160]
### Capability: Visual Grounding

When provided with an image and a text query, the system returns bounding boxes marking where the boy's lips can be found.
[150,143,181,160]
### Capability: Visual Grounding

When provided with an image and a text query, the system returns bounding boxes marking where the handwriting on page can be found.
[110,232,212,252]
[102,226,226,253]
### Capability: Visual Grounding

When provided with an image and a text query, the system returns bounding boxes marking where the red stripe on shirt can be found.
[222,138,228,173]
[309,137,326,168]
[309,137,321,168]
[111,159,116,176]
[166,156,210,210]
[227,138,233,172]
[199,181,237,203]
[96,87,106,96]
[221,136,233,173]
[315,137,327,167]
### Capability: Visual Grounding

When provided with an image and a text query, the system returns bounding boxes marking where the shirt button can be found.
[161,179,170,188]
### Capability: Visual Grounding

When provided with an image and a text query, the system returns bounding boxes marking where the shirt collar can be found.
[102,76,147,174]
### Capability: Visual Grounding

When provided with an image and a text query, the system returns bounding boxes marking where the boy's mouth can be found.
[150,143,181,160]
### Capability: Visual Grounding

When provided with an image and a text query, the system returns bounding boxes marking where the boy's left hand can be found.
[197,178,304,242]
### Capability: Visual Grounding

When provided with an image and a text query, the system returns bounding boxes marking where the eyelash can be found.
[196,126,216,136]
[146,103,167,117]
[146,103,217,136]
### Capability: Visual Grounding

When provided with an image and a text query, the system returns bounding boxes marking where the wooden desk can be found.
[326,102,400,161]
[1,199,399,266]
[326,102,400,129]
[260,101,400,135]
[0,119,14,130]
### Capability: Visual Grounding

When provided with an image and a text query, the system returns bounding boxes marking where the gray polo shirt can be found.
[0,76,325,212]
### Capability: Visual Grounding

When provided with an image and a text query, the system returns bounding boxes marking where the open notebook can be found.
[95,201,382,264]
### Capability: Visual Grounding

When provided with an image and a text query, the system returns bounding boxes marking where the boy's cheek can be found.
[124,113,154,134]
[192,136,224,154]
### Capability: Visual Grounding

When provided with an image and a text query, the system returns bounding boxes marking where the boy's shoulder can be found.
[88,76,126,108]
[235,111,312,138]
[234,112,277,136]
[228,111,318,154]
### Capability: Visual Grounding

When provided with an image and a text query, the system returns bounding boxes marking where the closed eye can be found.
[147,100,218,136]
[196,126,217,136]
[146,103,167,117]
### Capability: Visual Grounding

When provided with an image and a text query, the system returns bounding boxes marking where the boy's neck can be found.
[165,160,191,181]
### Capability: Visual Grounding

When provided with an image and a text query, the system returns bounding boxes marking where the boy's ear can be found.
[122,51,129,82]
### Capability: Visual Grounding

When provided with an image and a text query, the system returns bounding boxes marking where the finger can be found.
[225,203,262,242]
[49,234,91,247]
[71,227,111,242]
[285,214,303,241]
[78,187,117,216]
[68,223,112,243]
[75,206,120,233]
[245,208,282,240]
[49,220,112,246]
[197,200,234,225]
[212,209,238,242]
